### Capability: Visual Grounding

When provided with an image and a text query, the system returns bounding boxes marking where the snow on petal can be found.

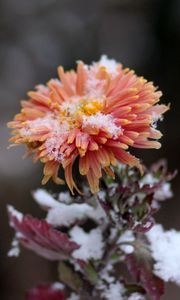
[8,56,168,194]
[82,112,122,139]
[98,55,119,76]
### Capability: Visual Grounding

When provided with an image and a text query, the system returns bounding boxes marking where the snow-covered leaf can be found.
[8,205,80,261]
[33,189,106,227]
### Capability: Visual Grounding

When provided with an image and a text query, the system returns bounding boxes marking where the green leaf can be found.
[58,262,82,292]
[84,263,99,285]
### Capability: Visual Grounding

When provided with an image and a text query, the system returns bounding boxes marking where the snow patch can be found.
[67,293,79,300]
[8,234,21,257]
[146,224,180,284]
[70,226,104,261]
[118,230,135,254]
[7,205,23,222]
[101,282,125,300]
[154,182,173,201]
[33,189,106,226]
[151,112,163,129]
[51,282,64,290]
[128,293,145,300]
[139,173,159,188]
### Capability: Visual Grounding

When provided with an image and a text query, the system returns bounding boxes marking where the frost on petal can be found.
[98,55,119,76]
[8,206,80,261]
[82,112,121,139]
[26,283,65,300]
[146,224,180,285]
[70,226,104,261]
[8,56,169,194]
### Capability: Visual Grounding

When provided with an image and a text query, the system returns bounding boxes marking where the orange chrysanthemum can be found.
[8,56,169,193]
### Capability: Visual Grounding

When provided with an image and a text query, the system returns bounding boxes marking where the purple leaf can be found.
[126,254,164,300]
[8,206,80,261]
[133,217,154,233]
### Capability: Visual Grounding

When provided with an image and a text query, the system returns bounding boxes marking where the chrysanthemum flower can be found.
[8,56,169,193]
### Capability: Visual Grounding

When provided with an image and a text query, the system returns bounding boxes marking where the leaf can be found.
[58,262,82,292]
[126,253,164,300]
[84,262,99,285]
[8,206,80,261]
[26,283,65,300]
[125,283,145,295]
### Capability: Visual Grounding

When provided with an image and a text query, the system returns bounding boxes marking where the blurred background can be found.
[0,0,180,299]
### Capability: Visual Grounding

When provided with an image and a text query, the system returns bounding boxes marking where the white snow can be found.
[118,230,135,254]
[151,112,163,129]
[85,76,106,97]
[47,203,94,227]
[8,235,20,257]
[33,189,59,208]
[89,200,107,222]
[154,182,173,201]
[34,189,93,226]
[100,264,115,284]
[85,55,119,97]
[7,205,23,222]
[19,113,69,161]
[33,189,106,226]
[140,174,173,201]
[146,224,180,284]
[70,226,104,261]
[20,113,68,137]
[67,293,79,300]
[60,100,79,116]
[98,55,119,76]
[101,282,125,300]
[97,190,106,202]
[58,191,72,203]
[139,173,159,188]
[51,282,64,290]
[82,112,121,139]
[128,293,145,300]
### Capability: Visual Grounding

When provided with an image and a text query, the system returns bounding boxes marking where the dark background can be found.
[0,0,180,299]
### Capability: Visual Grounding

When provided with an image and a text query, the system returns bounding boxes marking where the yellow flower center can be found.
[79,98,104,116]
[60,97,105,127]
